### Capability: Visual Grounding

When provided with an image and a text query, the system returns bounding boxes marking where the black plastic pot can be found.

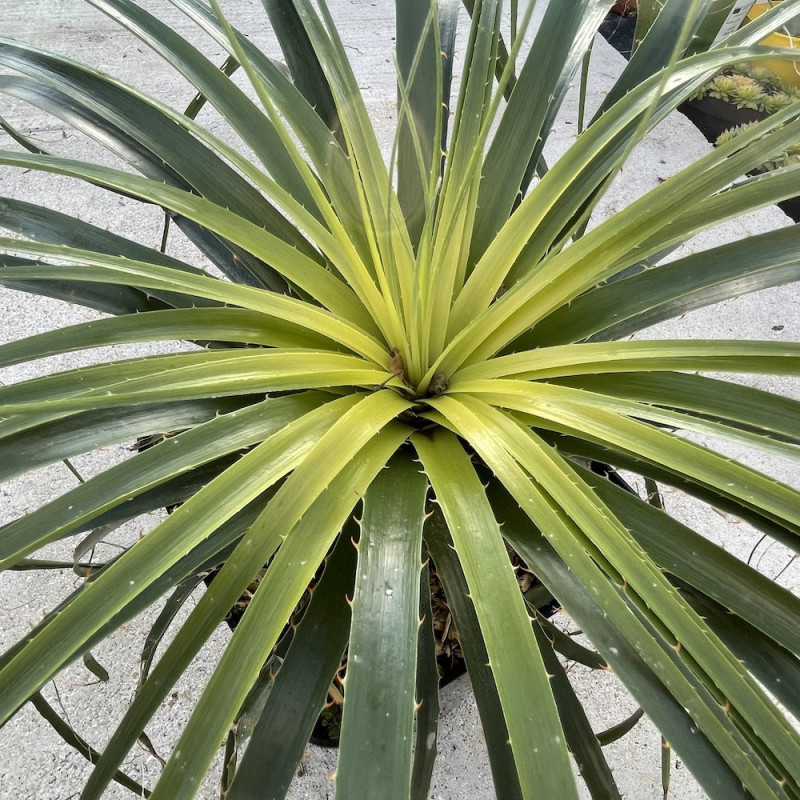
[678,97,800,222]
[679,95,769,144]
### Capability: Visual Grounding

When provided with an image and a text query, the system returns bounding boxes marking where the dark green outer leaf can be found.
[471,0,608,261]
[1,255,168,315]
[556,372,800,448]
[261,0,340,140]
[227,525,357,800]
[0,490,272,678]
[529,224,800,345]
[411,560,440,800]
[81,651,110,683]
[531,621,623,800]
[598,0,713,114]
[534,612,607,671]
[678,585,800,722]
[65,495,277,800]
[0,392,331,565]
[336,456,428,800]
[0,156,366,326]
[596,708,645,747]
[0,196,220,309]
[573,461,800,666]
[0,58,293,247]
[395,0,458,249]
[0,69,287,290]
[89,0,316,212]
[521,0,611,204]
[29,693,151,797]
[423,507,523,800]
[139,575,206,687]
[0,111,46,152]
[58,456,238,540]
[490,486,752,800]
[584,166,800,317]
[544,430,800,552]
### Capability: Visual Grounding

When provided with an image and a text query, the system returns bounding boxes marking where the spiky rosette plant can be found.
[3,0,800,798]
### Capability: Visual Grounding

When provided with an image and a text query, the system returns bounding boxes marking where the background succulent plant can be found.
[694,61,800,109]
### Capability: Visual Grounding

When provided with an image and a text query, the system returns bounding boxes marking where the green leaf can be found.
[82,651,110,683]
[0,396,251,483]
[479,381,800,542]
[0,41,309,290]
[598,0,714,114]
[423,507,523,800]
[454,339,800,383]
[395,0,458,246]
[138,575,206,687]
[0,308,339,372]
[70,497,281,800]
[336,455,428,799]
[0,242,386,362]
[556,371,800,450]
[531,621,623,800]
[0,154,370,327]
[411,560,440,800]
[0,395,360,724]
[0,254,168,315]
[260,0,339,138]
[414,428,579,800]
[0,349,386,419]
[436,396,795,797]
[29,693,151,797]
[470,0,610,262]
[226,524,357,800]
[88,0,317,211]
[489,480,756,799]
[0,394,334,564]
[147,410,410,799]
[596,708,645,748]
[528,224,800,345]
[678,585,800,722]
[167,0,375,267]
[578,464,800,665]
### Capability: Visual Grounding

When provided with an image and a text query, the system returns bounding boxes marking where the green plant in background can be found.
[693,60,800,110]
[716,119,800,168]
[2,0,800,798]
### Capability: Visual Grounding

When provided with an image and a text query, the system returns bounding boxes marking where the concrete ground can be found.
[1,2,798,798]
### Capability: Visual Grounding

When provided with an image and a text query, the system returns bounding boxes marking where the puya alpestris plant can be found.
[2,1,800,798]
